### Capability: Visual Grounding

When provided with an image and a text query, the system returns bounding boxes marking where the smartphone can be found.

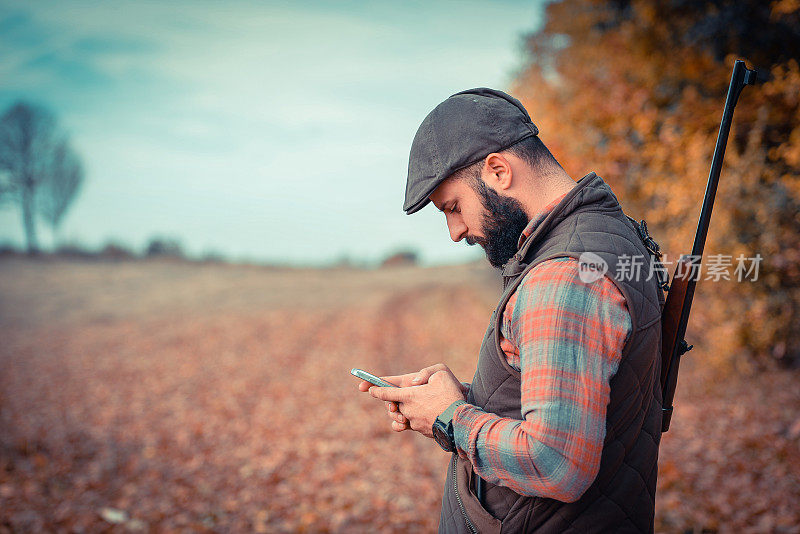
[351,368,398,388]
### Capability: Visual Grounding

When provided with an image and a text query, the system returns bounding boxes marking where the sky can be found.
[0,0,547,266]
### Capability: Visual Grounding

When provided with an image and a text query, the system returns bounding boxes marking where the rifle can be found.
[660,59,761,432]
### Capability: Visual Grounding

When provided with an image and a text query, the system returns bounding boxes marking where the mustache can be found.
[465,235,487,247]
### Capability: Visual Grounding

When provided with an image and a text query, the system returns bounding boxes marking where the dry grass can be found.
[0,258,797,532]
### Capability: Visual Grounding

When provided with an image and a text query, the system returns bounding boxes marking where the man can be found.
[357,88,665,533]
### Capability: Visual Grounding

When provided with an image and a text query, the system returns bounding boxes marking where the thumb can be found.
[411,364,446,385]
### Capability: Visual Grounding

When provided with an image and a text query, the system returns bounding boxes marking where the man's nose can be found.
[446,215,467,242]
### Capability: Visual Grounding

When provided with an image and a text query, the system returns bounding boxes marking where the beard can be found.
[467,179,530,269]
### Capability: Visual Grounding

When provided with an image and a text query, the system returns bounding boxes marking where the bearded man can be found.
[357,88,665,533]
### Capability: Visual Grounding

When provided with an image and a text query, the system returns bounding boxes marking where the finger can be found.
[391,420,409,432]
[369,386,410,403]
[387,410,405,424]
[386,401,398,412]
[380,373,420,388]
[358,380,373,392]
[413,363,447,384]
[411,363,447,385]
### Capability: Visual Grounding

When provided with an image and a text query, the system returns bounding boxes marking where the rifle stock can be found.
[660,256,695,432]
[659,59,759,432]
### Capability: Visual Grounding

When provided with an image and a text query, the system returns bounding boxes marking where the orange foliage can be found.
[512,0,800,367]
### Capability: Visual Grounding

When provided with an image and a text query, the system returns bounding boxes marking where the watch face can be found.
[432,420,453,452]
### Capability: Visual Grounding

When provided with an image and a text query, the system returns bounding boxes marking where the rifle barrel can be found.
[660,59,758,432]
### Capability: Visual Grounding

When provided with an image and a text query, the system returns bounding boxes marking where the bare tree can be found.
[0,101,84,253]
[38,138,84,244]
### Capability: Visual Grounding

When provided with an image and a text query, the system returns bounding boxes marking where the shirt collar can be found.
[516,190,571,249]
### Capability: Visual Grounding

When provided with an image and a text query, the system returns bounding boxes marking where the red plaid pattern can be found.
[451,192,632,501]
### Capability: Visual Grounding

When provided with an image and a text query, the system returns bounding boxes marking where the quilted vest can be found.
[439,172,665,533]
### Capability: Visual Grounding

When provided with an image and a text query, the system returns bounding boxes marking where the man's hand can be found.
[356,364,468,433]
[364,364,467,438]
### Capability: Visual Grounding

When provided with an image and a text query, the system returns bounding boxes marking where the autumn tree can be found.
[0,101,84,253]
[513,0,800,366]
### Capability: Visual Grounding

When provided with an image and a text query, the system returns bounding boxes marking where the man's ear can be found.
[483,153,512,191]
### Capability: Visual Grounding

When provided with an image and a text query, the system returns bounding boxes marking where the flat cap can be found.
[403,87,539,214]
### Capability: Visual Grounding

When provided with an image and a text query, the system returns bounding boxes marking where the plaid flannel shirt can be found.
[451,191,632,502]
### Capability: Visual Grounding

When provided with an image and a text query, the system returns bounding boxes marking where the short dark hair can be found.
[451,135,562,186]
[504,135,561,175]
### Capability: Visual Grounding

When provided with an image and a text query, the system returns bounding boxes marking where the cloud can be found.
[0,0,543,264]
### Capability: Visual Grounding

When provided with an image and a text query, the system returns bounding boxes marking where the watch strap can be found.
[438,399,468,425]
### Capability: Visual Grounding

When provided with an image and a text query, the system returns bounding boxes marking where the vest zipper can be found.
[451,454,478,534]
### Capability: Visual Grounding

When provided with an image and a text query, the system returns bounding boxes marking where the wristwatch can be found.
[432,400,467,452]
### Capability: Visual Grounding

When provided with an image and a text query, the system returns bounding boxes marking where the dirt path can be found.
[0,258,797,532]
